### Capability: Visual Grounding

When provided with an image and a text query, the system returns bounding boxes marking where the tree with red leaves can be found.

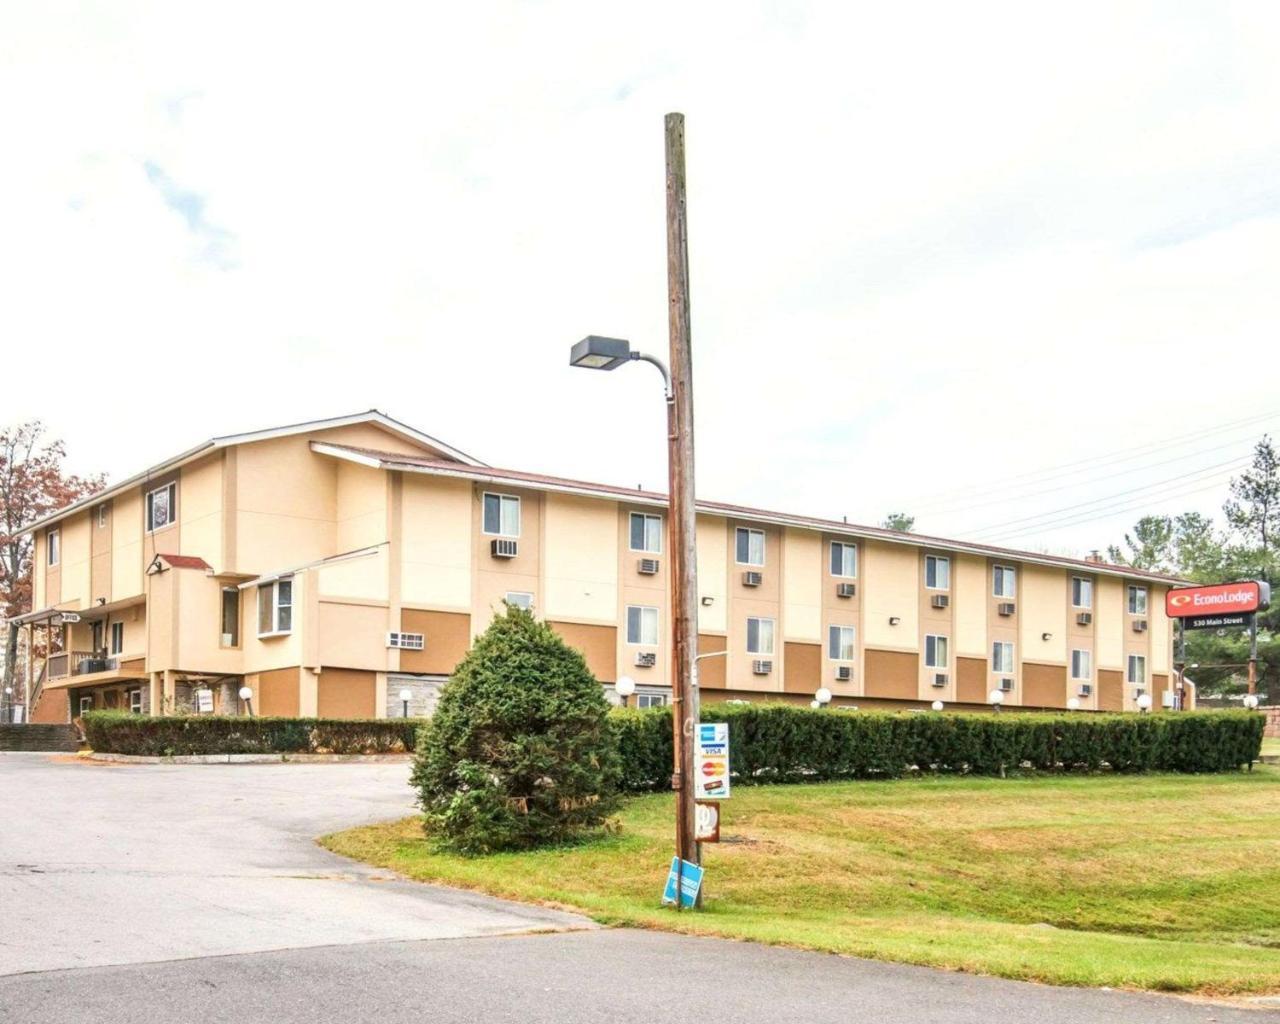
[2,422,106,698]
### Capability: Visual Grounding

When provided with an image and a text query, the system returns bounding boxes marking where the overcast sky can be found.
[3,2,1278,557]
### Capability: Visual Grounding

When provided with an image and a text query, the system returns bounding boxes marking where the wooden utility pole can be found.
[664,112,700,898]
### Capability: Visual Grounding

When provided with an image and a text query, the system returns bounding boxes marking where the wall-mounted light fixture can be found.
[889,616,901,626]
[1041,632,1052,641]
[700,596,714,606]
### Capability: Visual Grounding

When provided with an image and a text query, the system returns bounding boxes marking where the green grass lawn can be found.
[321,768,1280,995]
[1262,737,1280,757]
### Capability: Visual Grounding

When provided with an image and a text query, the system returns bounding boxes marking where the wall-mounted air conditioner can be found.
[1076,612,1092,626]
[637,558,660,575]
[997,602,1015,617]
[931,594,949,609]
[932,673,948,687]
[220,633,234,646]
[743,571,763,587]
[491,538,518,559]
[1078,683,1092,697]
[751,659,772,675]
[999,677,1014,692]
[634,651,656,668]
[386,632,425,650]
[836,582,856,598]
[835,665,852,681]
[1132,619,1148,633]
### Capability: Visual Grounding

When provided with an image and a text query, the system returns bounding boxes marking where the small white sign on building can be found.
[195,689,214,714]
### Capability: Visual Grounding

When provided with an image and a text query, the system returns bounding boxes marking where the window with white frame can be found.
[746,616,775,655]
[146,482,177,532]
[1071,649,1092,680]
[828,624,856,661]
[1127,654,1146,686]
[830,541,857,578]
[629,512,662,553]
[505,591,534,610]
[79,695,94,715]
[992,641,1014,674]
[1127,585,1148,615]
[47,528,60,566]
[636,692,667,709]
[626,605,659,646]
[128,689,143,714]
[110,621,124,656]
[993,565,1016,598]
[257,578,293,636]
[1072,576,1093,609]
[735,527,765,566]
[925,555,950,590]
[925,634,949,669]
[482,492,521,536]
[97,504,108,529]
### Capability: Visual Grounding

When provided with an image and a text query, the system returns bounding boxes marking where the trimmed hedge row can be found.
[82,712,420,756]
[610,705,1265,789]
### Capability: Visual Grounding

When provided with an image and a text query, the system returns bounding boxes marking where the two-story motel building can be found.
[14,411,1184,723]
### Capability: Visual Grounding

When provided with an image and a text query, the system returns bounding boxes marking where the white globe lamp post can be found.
[238,685,254,716]
[1243,694,1260,710]
[814,687,832,708]
[399,688,413,718]
[1136,693,1153,713]
[931,699,944,712]
[615,675,636,709]
[988,689,1005,713]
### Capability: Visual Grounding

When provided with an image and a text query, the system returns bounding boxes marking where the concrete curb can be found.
[86,752,414,765]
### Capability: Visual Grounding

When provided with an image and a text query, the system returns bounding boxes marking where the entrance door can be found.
[90,621,104,655]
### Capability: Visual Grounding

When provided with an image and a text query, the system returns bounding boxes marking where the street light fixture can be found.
[931,699,944,712]
[569,336,673,395]
[1136,693,1153,713]
[238,685,254,717]
[615,675,637,708]
[814,687,832,708]
[1243,694,1260,710]
[399,688,413,718]
[989,689,1005,712]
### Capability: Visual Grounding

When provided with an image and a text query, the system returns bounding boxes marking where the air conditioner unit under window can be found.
[386,632,425,650]
[931,673,948,687]
[634,651,656,668]
[491,538,518,559]
[931,594,949,609]
[1078,683,1092,697]
[1132,619,1148,633]
[999,677,1014,692]
[752,659,772,675]
[743,571,763,587]
[637,558,660,575]
[836,582,856,598]
[997,602,1015,617]
[1076,612,1092,626]
[220,632,234,646]
[835,665,852,681]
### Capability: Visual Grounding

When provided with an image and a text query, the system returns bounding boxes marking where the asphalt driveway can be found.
[0,752,1269,1023]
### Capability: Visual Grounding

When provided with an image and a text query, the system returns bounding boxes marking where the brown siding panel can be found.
[257,667,300,717]
[31,689,70,724]
[697,634,727,688]
[1098,669,1123,712]
[1023,662,1067,708]
[317,668,376,718]
[400,610,472,676]
[1152,673,1168,695]
[864,649,918,700]
[783,642,821,694]
[549,621,617,683]
[956,656,987,705]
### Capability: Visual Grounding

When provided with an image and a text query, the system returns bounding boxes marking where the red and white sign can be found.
[1165,581,1269,618]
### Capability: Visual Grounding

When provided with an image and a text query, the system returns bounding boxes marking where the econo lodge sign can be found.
[1165,581,1269,618]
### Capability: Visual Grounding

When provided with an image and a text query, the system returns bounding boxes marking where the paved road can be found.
[0,752,1269,1023]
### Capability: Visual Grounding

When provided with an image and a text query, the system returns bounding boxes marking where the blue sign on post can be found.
[661,856,704,908]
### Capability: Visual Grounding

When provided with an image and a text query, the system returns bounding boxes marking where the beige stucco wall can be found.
[953,554,987,657]
[1096,575,1124,669]
[59,513,92,609]
[240,573,305,673]
[180,455,224,569]
[1150,585,1171,673]
[543,493,618,623]
[336,461,388,553]
[111,491,144,599]
[33,533,46,609]
[317,600,389,670]
[782,528,822,642]
[169,571,242,675]
[315,545,389,602]
[235,436,337,574]
[1020,565,1066,664]
[401,474,472,611]
[862,540,918,649]
[695,515,728,633]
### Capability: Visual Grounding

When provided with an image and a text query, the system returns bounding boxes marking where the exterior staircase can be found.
[0,724,81,752]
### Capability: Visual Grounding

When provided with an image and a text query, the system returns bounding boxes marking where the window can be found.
[482,492,520,536]
[1072,576,1093,609]
[993,565,1016,598]
[830,541,857,578]
[110,622,124,656]
[735,527,765,566]
[220,588,240,647]
[1128,586,1148,615]
[1071,649,1092,680]
[257,578,293,636]
[505,591,534,610]
[925,634,949,669]
[828,624,856,661]
[636,693,667,709]
[629,512,662,553]
[146,482,177,532]
[128,689,143,714]
[47,528,60,566]
[746,616,775,655]
[626,605,659,646]
[992,641,1014,674]
[925,555,950,590]
[97,504,108,529]
[78,695,94,716]
[1127,654,1146,686]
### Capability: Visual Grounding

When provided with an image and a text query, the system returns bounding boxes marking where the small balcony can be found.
[48,651,120,680]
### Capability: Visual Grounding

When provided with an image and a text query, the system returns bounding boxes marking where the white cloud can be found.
[1,1,1277,558]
